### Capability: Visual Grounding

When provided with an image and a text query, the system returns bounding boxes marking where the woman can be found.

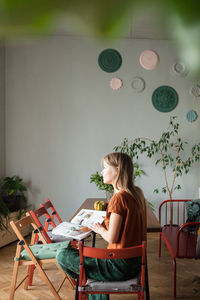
[56,152,147,300]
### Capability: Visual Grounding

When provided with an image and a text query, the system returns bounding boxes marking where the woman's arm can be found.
[90,212,122,244]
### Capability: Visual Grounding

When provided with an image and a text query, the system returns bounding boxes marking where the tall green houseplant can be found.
[114,116,200,201]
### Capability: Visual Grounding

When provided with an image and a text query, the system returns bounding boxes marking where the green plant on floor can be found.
[0,197,10,231]
[114,116,200,201]
[0,175,28,231]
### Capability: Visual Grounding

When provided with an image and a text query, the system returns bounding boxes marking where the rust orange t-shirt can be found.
[104,190,147,249]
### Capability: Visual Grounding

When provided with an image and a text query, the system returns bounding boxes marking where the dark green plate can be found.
[152,86,178,112]
[98,49,122,73]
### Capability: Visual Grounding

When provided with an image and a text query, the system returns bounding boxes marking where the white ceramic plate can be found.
[171,61,188,77]
[131,77,145,93]
[110,78,123,90]
[139,50,159,70]
[190,84,200,97]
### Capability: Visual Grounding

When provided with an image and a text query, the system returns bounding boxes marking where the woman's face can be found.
[101,160,118,185]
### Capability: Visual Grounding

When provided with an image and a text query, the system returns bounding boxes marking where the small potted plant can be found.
[0,175,29,247]
[1,176,27,212]
[90,162,145,202]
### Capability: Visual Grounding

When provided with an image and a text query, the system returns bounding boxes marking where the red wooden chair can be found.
[40,198,62,225]
[158,199,200,298]
[77,241,146,300]
[28,207,70,287]
[29,206,55,244]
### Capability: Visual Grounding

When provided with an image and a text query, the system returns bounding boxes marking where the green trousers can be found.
[56,244,141,300]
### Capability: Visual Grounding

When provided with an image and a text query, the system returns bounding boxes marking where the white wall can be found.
[0,44,5,178]
[5,36,200,219]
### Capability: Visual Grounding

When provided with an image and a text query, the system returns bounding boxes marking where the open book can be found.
[52,209,106,241]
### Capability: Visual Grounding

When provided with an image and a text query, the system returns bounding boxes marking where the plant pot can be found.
[2,195,26,212]
[106,191,113,202]
[0,211,30,248]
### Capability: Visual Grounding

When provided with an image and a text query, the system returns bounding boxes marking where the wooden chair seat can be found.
[80,277,142,292]
[19,240,70,260]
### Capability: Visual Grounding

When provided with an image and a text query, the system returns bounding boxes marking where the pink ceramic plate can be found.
[140,50,159,70]
[110,78,123,90]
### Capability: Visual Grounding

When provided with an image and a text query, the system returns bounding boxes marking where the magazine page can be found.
[52,209,106,241]
[52,221,92,241]
[70,209,106,227]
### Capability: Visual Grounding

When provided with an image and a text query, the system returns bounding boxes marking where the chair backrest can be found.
[159,199,192,226]
[79,241,146,261]
[40,198,62,225]
[78,241,146,296]
[10,214,47,246]
[29,206,56,243]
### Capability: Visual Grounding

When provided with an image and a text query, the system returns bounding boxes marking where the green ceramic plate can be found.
[152,85,178,112]
[98,49,122,73]
[186,110,198,122]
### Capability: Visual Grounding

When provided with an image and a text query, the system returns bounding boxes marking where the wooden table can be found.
[71,198,161,233]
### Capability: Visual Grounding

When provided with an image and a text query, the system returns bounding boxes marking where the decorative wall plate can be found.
[110,78,123,90]
[190,84,200,97]
[152,86,178,112]
[98,49,122,73]
[186,110,198,122]
[131,77,145,93]
[139,50,159,70]
[171,61,188,77]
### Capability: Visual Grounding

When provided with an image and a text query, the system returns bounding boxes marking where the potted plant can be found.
[90,162,147,202]
[0,176,29,247]
[1,176,27,212]
[90,171,114,201]
[114,116,200,221]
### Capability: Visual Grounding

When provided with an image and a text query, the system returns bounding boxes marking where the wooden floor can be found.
[0,233,200,300]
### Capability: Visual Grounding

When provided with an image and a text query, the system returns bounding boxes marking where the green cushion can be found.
[184,199,200,234]
[186,199,200,222]
[20,241,70,260]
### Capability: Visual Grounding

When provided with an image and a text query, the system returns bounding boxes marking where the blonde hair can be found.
[102,152,144,211]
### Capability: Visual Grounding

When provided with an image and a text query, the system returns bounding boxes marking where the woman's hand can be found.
[89,213,122,244]
[89,222,104,234]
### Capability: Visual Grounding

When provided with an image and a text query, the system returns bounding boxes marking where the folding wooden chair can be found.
[28,207,69,287]
[29,206,55,243]
[77,241,146,300]
[9,214,74,300]
[40,198,62,225]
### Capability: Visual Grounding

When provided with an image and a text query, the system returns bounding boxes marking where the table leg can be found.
[92,232,96,247]
[145,254,150,300]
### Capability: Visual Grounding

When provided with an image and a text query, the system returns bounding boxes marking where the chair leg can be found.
[24,265,35,290]
[158,233,162,257]
[9,260,20,300]
[27,264,35,287]
[173,258,176,298]
[145,257,150,300]
[75,277,79,300]
[56,262,75,289]
[34,263,62,300]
